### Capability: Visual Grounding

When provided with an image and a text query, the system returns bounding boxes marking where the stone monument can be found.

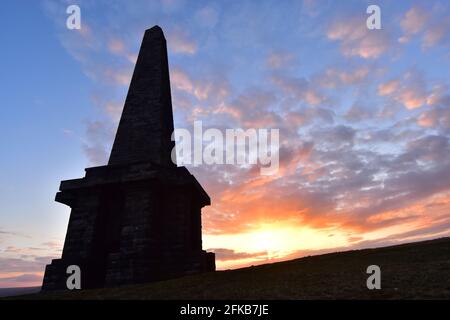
[42,26,215,290]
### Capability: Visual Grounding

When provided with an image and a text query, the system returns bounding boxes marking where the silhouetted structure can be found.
[42,26,215,290]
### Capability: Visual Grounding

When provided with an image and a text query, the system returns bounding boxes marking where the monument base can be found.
[42,162,215,291]
[42,251,215,291]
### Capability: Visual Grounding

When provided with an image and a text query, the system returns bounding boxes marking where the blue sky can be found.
[1,0,449,287]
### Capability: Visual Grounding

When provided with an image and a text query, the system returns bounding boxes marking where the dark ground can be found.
[10,237,450,299]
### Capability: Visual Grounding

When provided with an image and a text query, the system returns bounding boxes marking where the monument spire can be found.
[108,25,176,166]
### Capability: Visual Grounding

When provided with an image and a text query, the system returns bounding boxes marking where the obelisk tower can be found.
[109,26,176,167]
[42,26,215,290]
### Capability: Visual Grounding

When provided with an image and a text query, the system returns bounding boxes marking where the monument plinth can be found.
[42,26,215,290]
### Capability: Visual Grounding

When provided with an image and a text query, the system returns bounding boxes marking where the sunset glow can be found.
[1,0,450,288]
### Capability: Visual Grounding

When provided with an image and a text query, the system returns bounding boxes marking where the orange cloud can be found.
[398,89,427,109]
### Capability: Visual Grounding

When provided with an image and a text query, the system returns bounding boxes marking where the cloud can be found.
[417,86,450,130]
[397,90,427,109]
[286,108,335,127]
[0,247,59,286]
[271,73,326,105]
[399,5,450,48]
[315,125,356,146]
[81,120,115,166]
[0,256,49,274]
[170,67,230,103]
[41,241,63,250]
[171,68,196,95]
[0,230,17,236]
[91,94,124,123]
[34,0,450,271]
[378,79,400,96]
[399,6,429,39]
[195,6,219,28]
[422,21,450,48]
[314,66,371,88]
[266,52,294,69]
[103,101,124,122]
[208,248,268,261]
[199,115,450,240]
[378,71,428,109]
[0,273,42,283]
[107,38,126,54]
[224,88,280,127]
[345,101,375,122]
[0,229,31,239]
[327,16,391,59]
[302,0,321,17]
[167,30,198,55]
[101,67,133,86]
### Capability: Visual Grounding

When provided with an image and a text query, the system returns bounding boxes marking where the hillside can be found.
[14,237,450,299]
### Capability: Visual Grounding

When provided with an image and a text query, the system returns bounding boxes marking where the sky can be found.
[0,0,449,288]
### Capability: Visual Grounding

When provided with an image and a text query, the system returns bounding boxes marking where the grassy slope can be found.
[18,237,450,299]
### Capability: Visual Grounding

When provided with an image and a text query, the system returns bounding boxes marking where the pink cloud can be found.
[102,67,133,86]
[378,79,400,96]
[171,68,195,94]
[315,66,371,88]
[417,112,435,128]
[0,273,43,288]
[399,5,449,48]
[378,72,428,109]
[170,67,229,102]
[271,74,326,106]
[422,22,449,48]
[400,6,428,38]
[417,105,450,131]
[195,6,219,28]
[167,31,198,55]
[327,16,391,59]
[107,38,126,54]
[266,52,294,69]
[398,89,427,109]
